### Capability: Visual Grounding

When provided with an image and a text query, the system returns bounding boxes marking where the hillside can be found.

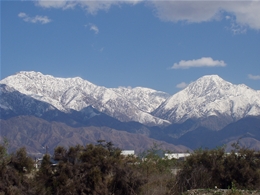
[0,116,189,154]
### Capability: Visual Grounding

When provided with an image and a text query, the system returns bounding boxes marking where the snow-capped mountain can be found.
[153,75,260,124]
[0,71,170,125]
[1,72,260,128]
[1,72,260,152]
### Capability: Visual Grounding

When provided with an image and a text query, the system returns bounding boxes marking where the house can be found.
[121,150,135,156]
[34,157,58,170]
[34,158,43,169]
[164,153,190,160]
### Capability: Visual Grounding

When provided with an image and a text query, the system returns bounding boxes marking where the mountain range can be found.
[1,71,260,154]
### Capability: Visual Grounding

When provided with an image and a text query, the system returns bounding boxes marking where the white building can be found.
[121,150,135,156]
[165,153,190,160]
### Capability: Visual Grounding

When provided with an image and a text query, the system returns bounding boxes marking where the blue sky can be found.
[1,0,260,94]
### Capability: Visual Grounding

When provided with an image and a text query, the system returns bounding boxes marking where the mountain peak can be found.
[199,74,221,79]
[15,71,84,82]
[192,74,226,85]
[185,75,231,97]
[153,74,260,125]
[15,71,49,79]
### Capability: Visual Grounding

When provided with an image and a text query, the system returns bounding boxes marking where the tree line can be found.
[1,140,260,195]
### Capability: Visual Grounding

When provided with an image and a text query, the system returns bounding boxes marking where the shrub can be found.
[35,141,147,195]
[0,141,35,195]
[169,145,260,194]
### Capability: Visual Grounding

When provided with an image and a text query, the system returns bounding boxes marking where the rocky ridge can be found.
[0,71,170,126]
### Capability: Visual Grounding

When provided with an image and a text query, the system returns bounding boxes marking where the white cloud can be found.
[225,1,260,30]
[18,12,51,24]
[18,12,27,18]
[149,1,260,30]
[89,23,99,34]
[35,0,66,8]
[225,14,247,34]
[225,15,231,20]
[150,1,221,23]
[248,74,260,80]
[172,57,226,69]
[35,0,143,14]
[176,82,188,89]
[33,0,260,30]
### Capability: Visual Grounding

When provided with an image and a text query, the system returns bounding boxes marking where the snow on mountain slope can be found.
[153,75,260,123]
[0,71,170,125]
[112,86,170,113]
[0,84,56,117]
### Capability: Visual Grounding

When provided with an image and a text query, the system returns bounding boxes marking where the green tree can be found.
[11,147,34,173]
[35,141,146,195]
[0,141,35,195]
[169,145,260,194]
